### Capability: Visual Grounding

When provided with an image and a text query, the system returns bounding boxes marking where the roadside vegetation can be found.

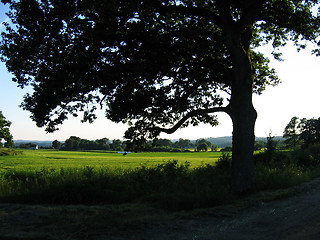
[1,145,320,210]
[1,116,320,210]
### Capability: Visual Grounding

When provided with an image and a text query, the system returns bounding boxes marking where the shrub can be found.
[215,152,232,171]
[295,144,320,168]
[255,163,308,191]
[254,151,292,168]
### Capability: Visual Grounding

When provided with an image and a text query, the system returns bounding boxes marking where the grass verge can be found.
[1,150,320,210]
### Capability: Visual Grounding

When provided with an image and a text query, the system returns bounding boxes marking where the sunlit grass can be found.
[1,149,320,210]
[0,149,222,172]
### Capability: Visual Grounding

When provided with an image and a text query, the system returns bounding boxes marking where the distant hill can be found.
[205,136,232,148]
[205,136,284,148]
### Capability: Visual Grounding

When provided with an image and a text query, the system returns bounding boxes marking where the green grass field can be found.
[1,148,319,209]
[0,149,229,208]
[0,149,222,172]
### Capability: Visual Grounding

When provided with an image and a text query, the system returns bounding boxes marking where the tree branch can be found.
[155,4,222,28]
[153,106,229,134]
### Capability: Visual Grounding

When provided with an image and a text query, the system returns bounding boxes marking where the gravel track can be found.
[1,179,320,240]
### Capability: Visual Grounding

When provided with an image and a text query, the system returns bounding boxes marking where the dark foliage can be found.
[215,152,232,171]
[62,136,113,151]
[220,146,232,152]
[2,0,320,193]
[283,117,320,149]
[0,161,232,210]
[295,144,320,169]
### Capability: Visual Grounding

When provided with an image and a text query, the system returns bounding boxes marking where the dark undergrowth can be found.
[1,147,320,211]
[0,161,232,210]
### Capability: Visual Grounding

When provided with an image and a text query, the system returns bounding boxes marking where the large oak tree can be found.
[1,0,320,192]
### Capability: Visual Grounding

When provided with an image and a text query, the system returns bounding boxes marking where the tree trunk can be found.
[227,30,257,193]
[229,85,257,193]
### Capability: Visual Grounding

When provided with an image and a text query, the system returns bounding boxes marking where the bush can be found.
[295,144,320,168]
[255,163,308,191]
[215,152,232,171]
[254,151,292,168]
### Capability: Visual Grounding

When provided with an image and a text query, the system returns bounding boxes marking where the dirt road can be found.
[1,179,320,240]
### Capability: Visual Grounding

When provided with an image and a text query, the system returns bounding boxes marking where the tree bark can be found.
[229,85,257,193]
[227,28,257,193]
[222,24,257,194]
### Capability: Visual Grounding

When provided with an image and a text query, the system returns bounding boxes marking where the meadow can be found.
[0,149,221,171]
[0,149,229,209]
[1,148,319,210]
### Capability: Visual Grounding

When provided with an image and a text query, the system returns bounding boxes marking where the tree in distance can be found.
[197,142,209,152]
[52,139,61,149]
[196,138,212,149]
[211,144,218,152]
[283,116,301,149]
[1,0,320,193]
[173,138,193,149]
[0,111,14,148]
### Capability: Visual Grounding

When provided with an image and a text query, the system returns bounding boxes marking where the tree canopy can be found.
[284,116,320,149]
[0,0,283,135]
[283,116,301,149]
[63,136,112,150]
[0,111,14,148]
[1,0,320,192]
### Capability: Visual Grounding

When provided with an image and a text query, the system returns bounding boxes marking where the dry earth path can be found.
[1,179,320,240]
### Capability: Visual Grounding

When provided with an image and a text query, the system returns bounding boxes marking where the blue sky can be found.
[1,2,320,141]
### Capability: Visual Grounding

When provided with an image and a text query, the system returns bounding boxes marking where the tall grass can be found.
[254,146,320,191]
[0,161,232,210]
[1,149,320,210]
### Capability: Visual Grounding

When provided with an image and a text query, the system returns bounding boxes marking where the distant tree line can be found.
[18,143,38,149]
[52,136,124,151]
[50,136,281,152]
[51,136,223,152]
[50,116,320,152]
[151,138,219,152]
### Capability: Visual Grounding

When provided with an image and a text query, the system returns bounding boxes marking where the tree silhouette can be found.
[283,116,300,149]
[0,111,14,148]
[1,0,320,192]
